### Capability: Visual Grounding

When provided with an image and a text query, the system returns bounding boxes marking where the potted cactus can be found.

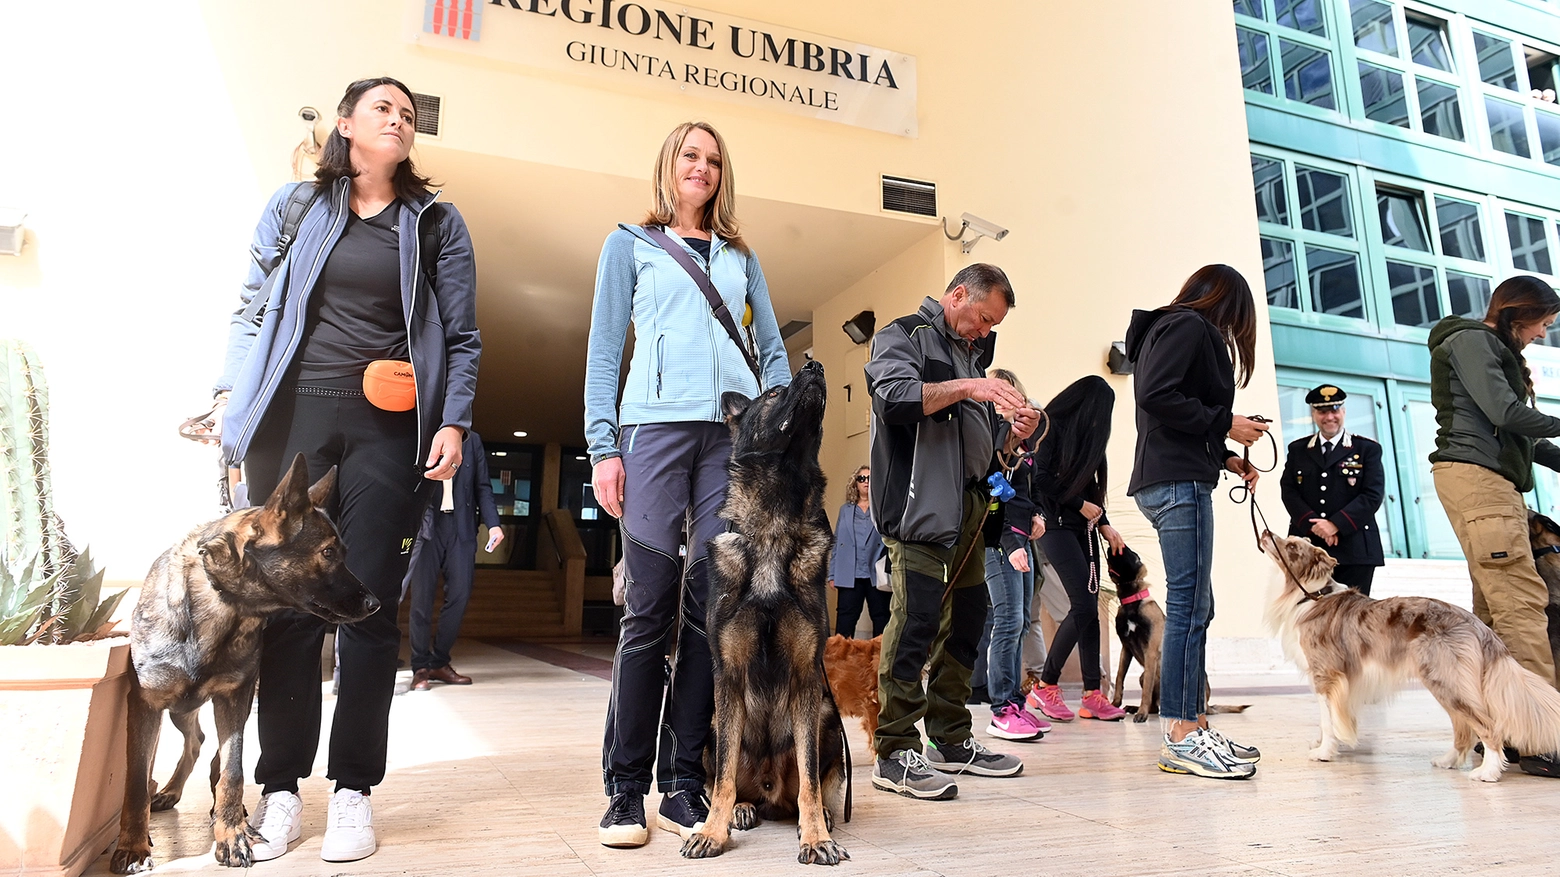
[0,339,133,877]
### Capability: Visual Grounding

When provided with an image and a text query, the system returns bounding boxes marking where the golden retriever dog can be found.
[1261,531,1560,782]
[823,634,880,749]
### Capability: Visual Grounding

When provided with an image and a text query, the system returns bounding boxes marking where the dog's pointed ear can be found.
[721,391,752,423]
[262,453,313,523]
[308,466,338,510]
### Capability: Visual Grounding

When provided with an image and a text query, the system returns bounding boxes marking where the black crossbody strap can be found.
[240,184,320,327]
[642,226,763,383]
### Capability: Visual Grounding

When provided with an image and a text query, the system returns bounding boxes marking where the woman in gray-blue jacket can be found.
[586,121,789,848]
[830,464,891,638]
[203,77,479,864]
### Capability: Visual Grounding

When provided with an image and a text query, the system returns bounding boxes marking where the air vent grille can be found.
[412,93,442,138]
[881,175,936,217]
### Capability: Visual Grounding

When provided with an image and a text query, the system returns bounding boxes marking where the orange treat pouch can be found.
[363,360,416,411]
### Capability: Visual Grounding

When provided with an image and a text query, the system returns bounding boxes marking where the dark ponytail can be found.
[1484,275,1560,402]
[314,77,434,203]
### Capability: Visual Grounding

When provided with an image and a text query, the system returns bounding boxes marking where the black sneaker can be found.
[655,788,710,839]
[1520,752,1560,777]
[925,738,1024,777]
[599,792,648,848]
[871,749,958,799]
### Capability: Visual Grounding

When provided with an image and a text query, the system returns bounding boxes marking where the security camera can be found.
[299,106,320,123]
[960,212,1008,242]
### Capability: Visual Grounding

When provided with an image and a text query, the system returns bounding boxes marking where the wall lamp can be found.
[941,211,1009,254]
[1107,341,1133,375]
[0,210,26,256]
[842,310,876,345]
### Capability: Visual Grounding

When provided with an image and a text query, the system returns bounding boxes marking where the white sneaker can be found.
[248,790,302,861]
[320,789,377,862]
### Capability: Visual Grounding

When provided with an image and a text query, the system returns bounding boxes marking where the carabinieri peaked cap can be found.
[1305,384,1347,410]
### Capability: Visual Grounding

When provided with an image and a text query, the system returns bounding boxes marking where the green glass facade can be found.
[1236,0,1560,558]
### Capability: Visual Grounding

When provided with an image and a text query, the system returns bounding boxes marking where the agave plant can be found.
[0,547,125,645]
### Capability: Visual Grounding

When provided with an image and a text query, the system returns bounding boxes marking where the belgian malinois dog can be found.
[682,360,849,866]
[1525,510,1560,675]
[110,455,379,873]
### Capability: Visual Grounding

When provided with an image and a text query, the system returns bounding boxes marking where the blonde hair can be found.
[989,367,1027,399]
[642,121,747,254]
[844,465,870,505]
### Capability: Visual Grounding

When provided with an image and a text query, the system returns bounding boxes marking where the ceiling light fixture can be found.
[513,431,528,438]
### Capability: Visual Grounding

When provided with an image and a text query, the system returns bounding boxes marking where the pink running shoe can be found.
[1078,689,1127,721]
[1029,684,1075,722]
[986,703,1045,741]
[1019,706,1052,734]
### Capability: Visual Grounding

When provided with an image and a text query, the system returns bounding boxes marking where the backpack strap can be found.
[418,202,444,284]
[641,226,763,384]
[240,184,320,326]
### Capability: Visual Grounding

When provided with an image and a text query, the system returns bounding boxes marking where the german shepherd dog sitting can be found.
[110,455,379,873]
[1106,546,1247,722]
[682,360,849,866]
[1261,531,1560,782]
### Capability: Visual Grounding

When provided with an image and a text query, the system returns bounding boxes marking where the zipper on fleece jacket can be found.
[406,190,443,465]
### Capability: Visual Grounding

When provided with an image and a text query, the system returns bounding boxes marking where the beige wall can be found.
[1,1,1283,637]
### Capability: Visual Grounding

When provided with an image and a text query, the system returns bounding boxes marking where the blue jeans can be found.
[983,546,1034,709]
[1134,481,1215,722]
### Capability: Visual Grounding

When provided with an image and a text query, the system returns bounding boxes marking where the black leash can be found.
[1225,415,1328,603]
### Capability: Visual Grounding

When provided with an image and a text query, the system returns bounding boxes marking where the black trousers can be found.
[246,387,425,795]
[1039,527,1102,691]
[1333,563,1377,596]
[834,579,892,637]
[405,512,476,671]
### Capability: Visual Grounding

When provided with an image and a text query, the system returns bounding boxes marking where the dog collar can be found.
[1536,545,1560,558]
[1119,589,1151,605]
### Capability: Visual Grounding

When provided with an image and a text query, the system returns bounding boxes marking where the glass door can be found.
[1275,369,1404,557]
[1393,384,1461,559]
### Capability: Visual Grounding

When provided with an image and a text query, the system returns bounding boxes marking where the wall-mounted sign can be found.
[416,0,918,137]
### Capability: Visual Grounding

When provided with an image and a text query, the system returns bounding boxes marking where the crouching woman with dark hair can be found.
[1428,275,1560,777]
[205,76,480,861]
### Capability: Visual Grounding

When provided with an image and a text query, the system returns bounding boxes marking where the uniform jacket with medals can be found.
[1279,431,1385,567]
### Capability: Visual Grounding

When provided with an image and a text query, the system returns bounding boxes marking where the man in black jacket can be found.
[1279,386,1385,594]
[865,263,1041,801]
[405,430,504,688]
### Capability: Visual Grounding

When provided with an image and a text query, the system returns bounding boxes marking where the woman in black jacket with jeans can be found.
[1125,264,1266,780]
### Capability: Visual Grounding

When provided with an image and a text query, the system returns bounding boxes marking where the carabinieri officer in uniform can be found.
[1279,385,1386,594]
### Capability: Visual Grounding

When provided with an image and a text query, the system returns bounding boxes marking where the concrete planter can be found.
[0,641,130,877]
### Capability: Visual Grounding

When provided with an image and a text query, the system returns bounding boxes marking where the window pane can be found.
[1537,110,1560,166]
[1406,15,1452,72]
[1418,80,1463,141]
[1436,197,1485,262]
[1234,0,1264,19]
[1486,97,1531,157]
[1358,62,1409,127]
[1237,28,1274,95]
[1473,32,1519,90]
[1262,238,1299,308]
[1446,272,1491,319]
[1506,212,1552,275]
[1296,165,1353,237]
[1388,261,1441,327]
[1350,0,1397,56]
[1281,41,1336,109]
[1275,0,1326,36]
[1377,189,1430,250]
[1252,156,1288,224]
[1306,246,1365,318]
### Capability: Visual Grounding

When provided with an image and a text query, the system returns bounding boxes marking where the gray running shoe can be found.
[1204,727,1261,764]
[872,749,958,799]
[925,737,1024,777]
[1158,729,1256,780]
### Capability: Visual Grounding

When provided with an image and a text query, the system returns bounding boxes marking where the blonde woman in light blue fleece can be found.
[585,121,789,848]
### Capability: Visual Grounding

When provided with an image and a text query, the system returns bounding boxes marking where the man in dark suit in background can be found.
[1280,385,1386,594]
[406,430,504,689]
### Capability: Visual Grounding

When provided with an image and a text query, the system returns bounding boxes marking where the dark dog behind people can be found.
[682,360,849,866]
[1262,532,1560,781]
[823,633,881,749]
[110,455,380,873]
[1525,510,1560,674]
[1107,545,1248,723]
